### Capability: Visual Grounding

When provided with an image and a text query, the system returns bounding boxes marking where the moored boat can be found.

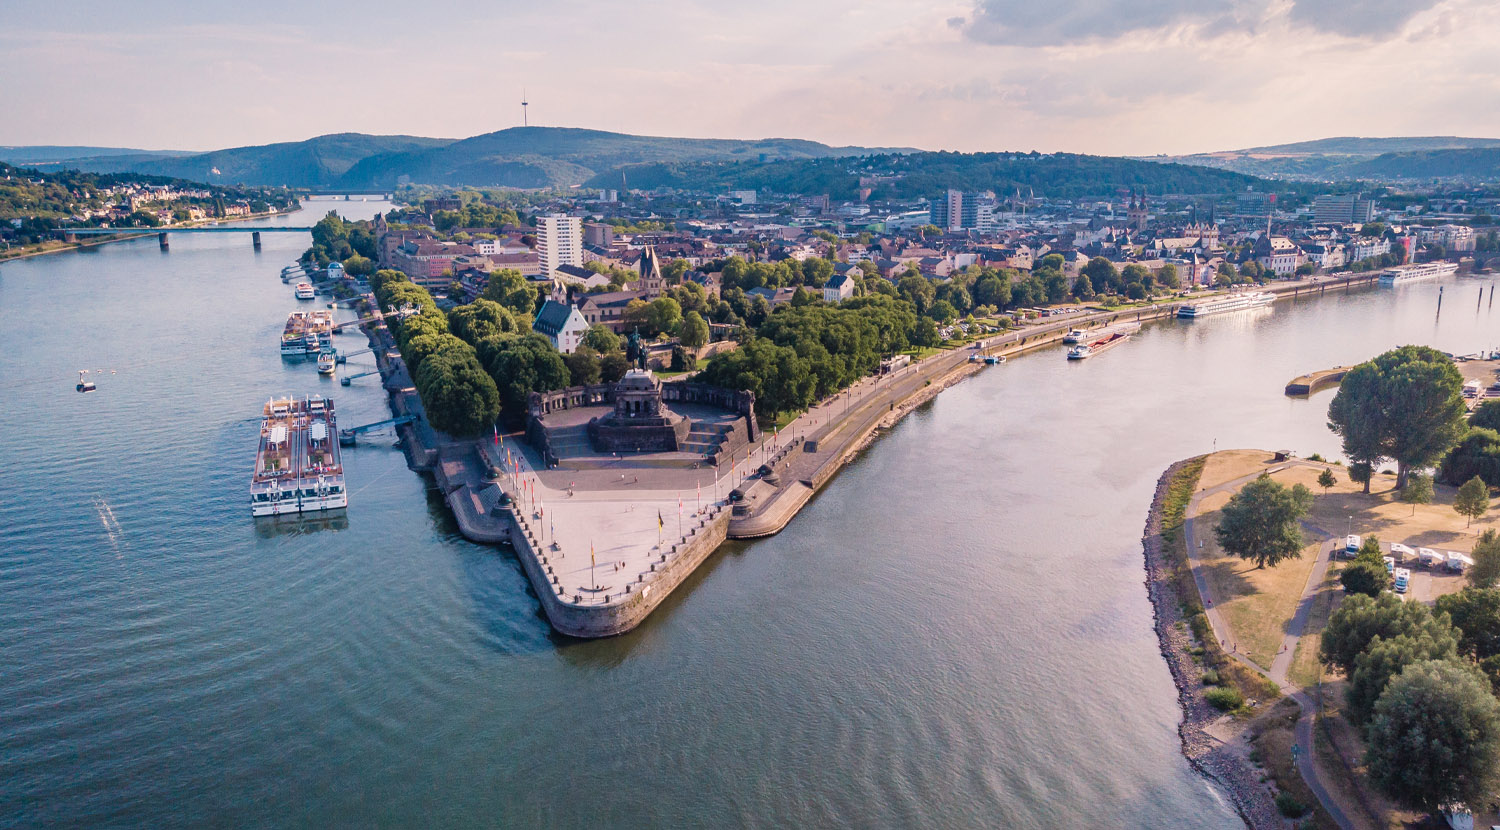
[1066,332,1129,360]
[317,348,337,375]
[1177,291,1275,319]
[295,282,316,300]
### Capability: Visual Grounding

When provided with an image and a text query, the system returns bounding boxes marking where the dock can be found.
[1284,367,1349,396]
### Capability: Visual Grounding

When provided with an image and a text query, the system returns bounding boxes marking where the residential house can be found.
[532,300,589,354]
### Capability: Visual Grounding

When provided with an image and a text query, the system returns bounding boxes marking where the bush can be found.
[1206,686,1244,711]
[1201,669,1221,685]
[1275,792,1308,818]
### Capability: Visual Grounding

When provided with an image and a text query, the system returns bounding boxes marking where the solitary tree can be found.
[1402,472,1434,516]
[1317,468,1337,494]
[1214,474,1314,568]
[1348,461,1374,494]
[1365,660,1500,814]
[1327,346,1468,490]
[1456,476,1492,527]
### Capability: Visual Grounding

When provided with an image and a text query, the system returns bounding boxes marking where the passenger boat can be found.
[294,282,316,300]
[1176,291,1275,319]
[250,395,348,516]
[317,348,337,375]
[280,310,334,357]
[1378,261,1457,287]
[1066,332,1129,360]
[76,370,95,392]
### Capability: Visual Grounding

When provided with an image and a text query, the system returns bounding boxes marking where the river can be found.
[1,202,1495,828]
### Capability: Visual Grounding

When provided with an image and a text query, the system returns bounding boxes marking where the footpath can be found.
[1183,461,1360,830]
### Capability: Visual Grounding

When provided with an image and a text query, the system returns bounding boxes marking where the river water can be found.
[1,203,1495,828]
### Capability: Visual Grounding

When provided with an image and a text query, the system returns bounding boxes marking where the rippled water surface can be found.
[2,209,1496,828]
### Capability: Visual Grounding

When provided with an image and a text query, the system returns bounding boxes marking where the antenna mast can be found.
[521,88,529,127]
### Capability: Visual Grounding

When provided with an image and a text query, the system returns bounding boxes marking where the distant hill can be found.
[21,134,456,188]
[1156,135,1500,181]
[1343,148,1500,181]
[334,127,913,189]
[0,145,192,165]
[588,151,1270,200]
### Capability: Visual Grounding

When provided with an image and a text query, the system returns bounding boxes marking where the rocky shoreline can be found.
[1142,460,1286,830]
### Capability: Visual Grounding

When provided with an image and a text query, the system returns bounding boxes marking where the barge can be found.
[1067,331,1130,360]
[280,310,334,358]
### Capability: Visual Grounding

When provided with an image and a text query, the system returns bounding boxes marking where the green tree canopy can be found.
[484,334,570,419]
[1471,400,1500,432]
[1318,468,1338,493]
[582,324,621,354]
[1469,530,1500,590]
[1328,345,1468,489]
[679,310,709,352]
[1402,471,1434,515]
[448,299,525,346]
[1456,476,1492,527]
[1436,584,1500,659]
[1213,474,1313,568]
[1365,659,1500,814]
[1321,591,1456,675]
[1441,428,1500,488]
[1340,560,1389,598]
[1347,632,1460,725]
[479,268,537,318]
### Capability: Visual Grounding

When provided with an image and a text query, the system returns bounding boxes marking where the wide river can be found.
[1,201,1496,828]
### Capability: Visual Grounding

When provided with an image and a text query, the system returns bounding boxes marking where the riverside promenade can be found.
[364,274,1379,638]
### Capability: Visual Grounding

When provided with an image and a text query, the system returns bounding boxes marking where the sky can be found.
[4,0,1500,157]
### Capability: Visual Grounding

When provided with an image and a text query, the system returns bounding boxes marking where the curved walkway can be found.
[1183,461,1360,830]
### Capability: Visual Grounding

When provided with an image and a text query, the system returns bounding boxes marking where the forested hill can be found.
[1157,135,1500,181]
[585,151,1271,199]
[1342,148,1500,181]
[18,134,455,188]
[333,127,913,189]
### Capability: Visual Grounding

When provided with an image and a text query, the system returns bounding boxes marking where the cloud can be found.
[960,0,1265,46]
[1286,0,1442,37]
[959,0,1442,45]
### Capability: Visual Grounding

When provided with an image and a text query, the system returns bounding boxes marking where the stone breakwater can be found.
[1141,460,1283,830]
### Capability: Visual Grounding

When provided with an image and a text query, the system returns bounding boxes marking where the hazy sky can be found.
[4,0,1499,156]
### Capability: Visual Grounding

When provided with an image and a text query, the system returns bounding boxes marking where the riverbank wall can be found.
[0,209,291,264]
[1142,459,1283,830]
[504,501,731,638]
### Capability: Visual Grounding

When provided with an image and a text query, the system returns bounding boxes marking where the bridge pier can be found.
[158,232,169,250]
[63,231,77,244]
[252,231,262,250]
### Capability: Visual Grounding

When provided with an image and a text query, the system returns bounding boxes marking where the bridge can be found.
[59,226,314,250]
[306,191,391,199]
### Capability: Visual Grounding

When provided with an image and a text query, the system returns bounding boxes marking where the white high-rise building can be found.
[536,213,582,276]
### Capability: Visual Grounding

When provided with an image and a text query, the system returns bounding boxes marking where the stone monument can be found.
[587,368,691,452]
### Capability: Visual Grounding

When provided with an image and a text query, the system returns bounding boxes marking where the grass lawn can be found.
[1288,566,1338,690]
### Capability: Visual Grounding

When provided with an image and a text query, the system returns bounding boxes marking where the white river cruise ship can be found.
[1176,291,1275,319]
[1378,261,1458,287]
[250,395,348,516]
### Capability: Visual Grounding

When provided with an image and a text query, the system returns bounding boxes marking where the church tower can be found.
[1126,191,1148,233]
[638,245,666,299]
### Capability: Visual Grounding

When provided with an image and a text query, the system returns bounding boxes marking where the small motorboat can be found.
[76,370,95,392]
[317,348,337,375]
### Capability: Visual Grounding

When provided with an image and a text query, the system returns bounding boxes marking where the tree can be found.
[1456,476,1491,527]
[1157,262,1180,289]
[1471,400,1500,433]
[599,351,630,383]
[448,299,524,346]
[1436,585,1500,658]
[1349,461,1374,494]
[1401,471,1434,516]
[484,334,570,418]
[563,346,602,386]
[342,254,375,276]
[1214,474,1313,568]
[413,341,501,437]
[1341,560,1389,598]
[1071,272,1095,301]
[1081,257,1120,295]
[1440,427,1500,487]
[480,268,537,317]
[582,324,621,354]
[679,310,709,355]
[1347,632,1460,725]
[1365,659,1500,814]
[1469,530,1500,589]
[1317,468,1337,493]
[1321,592,1456,675]
[1327,345,1468,489]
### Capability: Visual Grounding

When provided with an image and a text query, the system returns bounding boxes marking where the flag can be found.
[591,540,595,569]
[493,424,498,446]
[657,510,664,529]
